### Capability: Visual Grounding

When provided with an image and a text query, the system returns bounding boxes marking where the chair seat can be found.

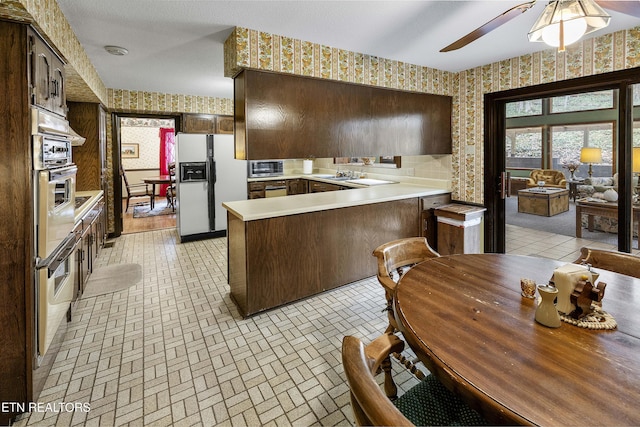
[393,375,487,426]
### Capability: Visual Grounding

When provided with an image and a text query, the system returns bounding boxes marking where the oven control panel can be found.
[33,136,72,170]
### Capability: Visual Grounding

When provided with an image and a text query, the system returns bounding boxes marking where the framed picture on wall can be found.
[121,143,139,158]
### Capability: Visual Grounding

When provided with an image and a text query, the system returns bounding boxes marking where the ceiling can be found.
[56,0,640,100]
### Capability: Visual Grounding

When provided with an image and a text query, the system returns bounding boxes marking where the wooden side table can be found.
[576,199,640,248]
[568,179,584,202]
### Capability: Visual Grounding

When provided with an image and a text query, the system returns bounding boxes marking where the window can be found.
[551,123,613,178]
[505,100,542,118]
[505,127,543,169]
[550,90,614,113]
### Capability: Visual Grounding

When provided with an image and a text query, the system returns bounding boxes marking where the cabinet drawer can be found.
[421,194,451,210]
[248,182,266,191]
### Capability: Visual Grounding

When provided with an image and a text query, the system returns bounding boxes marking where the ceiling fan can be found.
[440,0,640,52]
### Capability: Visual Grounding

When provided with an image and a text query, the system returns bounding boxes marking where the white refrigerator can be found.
[175,133,246,241]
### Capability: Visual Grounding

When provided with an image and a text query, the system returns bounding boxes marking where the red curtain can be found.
[159,128,175,195]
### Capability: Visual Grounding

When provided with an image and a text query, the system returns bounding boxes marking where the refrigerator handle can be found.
[208,158,216,231]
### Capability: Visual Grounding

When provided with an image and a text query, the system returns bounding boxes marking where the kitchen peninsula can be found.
[223,182,448,316]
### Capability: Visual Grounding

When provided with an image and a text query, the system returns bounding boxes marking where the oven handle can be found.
[48,165,77,181]
[36,232,78,275]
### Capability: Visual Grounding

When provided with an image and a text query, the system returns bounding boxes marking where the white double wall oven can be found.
[32,107,77,364]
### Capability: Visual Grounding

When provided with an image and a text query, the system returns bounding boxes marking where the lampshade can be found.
[633,147,640,173]
[528,0,610,51]
[580,147,603,163]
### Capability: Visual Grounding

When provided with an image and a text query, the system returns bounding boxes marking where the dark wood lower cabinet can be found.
[420,193,452,249]
[227,198,420,316]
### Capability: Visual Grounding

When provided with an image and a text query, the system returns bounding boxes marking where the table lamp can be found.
[580,147,602,178]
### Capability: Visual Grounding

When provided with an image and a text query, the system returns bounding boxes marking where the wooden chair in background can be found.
[573,246,640,279]
[166,162,176,211]
[342,335,487,427]
[120,165,152,212]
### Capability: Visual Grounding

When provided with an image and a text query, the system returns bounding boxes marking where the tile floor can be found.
[15,225,636,427]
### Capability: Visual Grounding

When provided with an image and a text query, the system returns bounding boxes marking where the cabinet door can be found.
[420,193,451,248]
[183,114,216,134]
[69,103,108,192]
[248,181,266,198]
[30,32,51,112]
[80,228,91,292]
[287,179,308,195]
[215,116,234,134]
[50,56,66,116]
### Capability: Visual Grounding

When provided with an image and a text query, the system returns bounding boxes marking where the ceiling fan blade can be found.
[595,0,640,18]
[440,0,537,52]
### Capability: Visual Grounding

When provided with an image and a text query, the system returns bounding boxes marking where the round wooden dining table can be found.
[394,253,640,426]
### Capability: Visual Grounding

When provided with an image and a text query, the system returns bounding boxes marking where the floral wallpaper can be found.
[224,27,454,97]
[224,25,640,203]
[1,0,235,233]
[106,90,233,115]
[3,0,640,206]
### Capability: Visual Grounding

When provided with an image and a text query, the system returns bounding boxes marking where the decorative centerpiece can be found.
[548,264,616,330]
[562,160,581,180]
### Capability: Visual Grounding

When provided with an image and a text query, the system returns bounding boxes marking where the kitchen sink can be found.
[311,174,351,181]
[345,178,397,186]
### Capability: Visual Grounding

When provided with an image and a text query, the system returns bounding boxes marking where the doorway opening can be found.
[484,68,640,254]
[112,113,181,236]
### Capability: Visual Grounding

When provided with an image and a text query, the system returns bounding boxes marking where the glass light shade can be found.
[580,147,603,163]
[528,0,610,49]
[541,17,587,47]
[633,147,640,173]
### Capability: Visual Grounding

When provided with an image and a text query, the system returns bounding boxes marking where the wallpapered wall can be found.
[120,118,175,171]
[3,0,640,212]
[224,26,640,204]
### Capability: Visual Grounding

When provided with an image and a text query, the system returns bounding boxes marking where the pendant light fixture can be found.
[528,0,610,51]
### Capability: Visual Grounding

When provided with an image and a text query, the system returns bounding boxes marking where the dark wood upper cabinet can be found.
[29,27,66,117]
[234,69,451,160]
[182,113,234,134]
[216,115,234,134]
[182,113,216,134]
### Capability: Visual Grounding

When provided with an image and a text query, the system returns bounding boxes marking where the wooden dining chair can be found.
[573,246,640,279]
[372,237,441,334]
[166,162,176,211]
[371,237,441,395]
[120,165,152,212]
[342,335,488,427]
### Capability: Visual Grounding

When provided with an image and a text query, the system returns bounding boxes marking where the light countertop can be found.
[75,190,104,223]
[223,183,449,221]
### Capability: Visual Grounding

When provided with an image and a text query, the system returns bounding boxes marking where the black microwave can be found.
[248,160,284,177]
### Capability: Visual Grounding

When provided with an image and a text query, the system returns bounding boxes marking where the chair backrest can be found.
[120,165,132,197]
[372,237,440,295]
[573,247,640,279]
[342,335,414,427]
